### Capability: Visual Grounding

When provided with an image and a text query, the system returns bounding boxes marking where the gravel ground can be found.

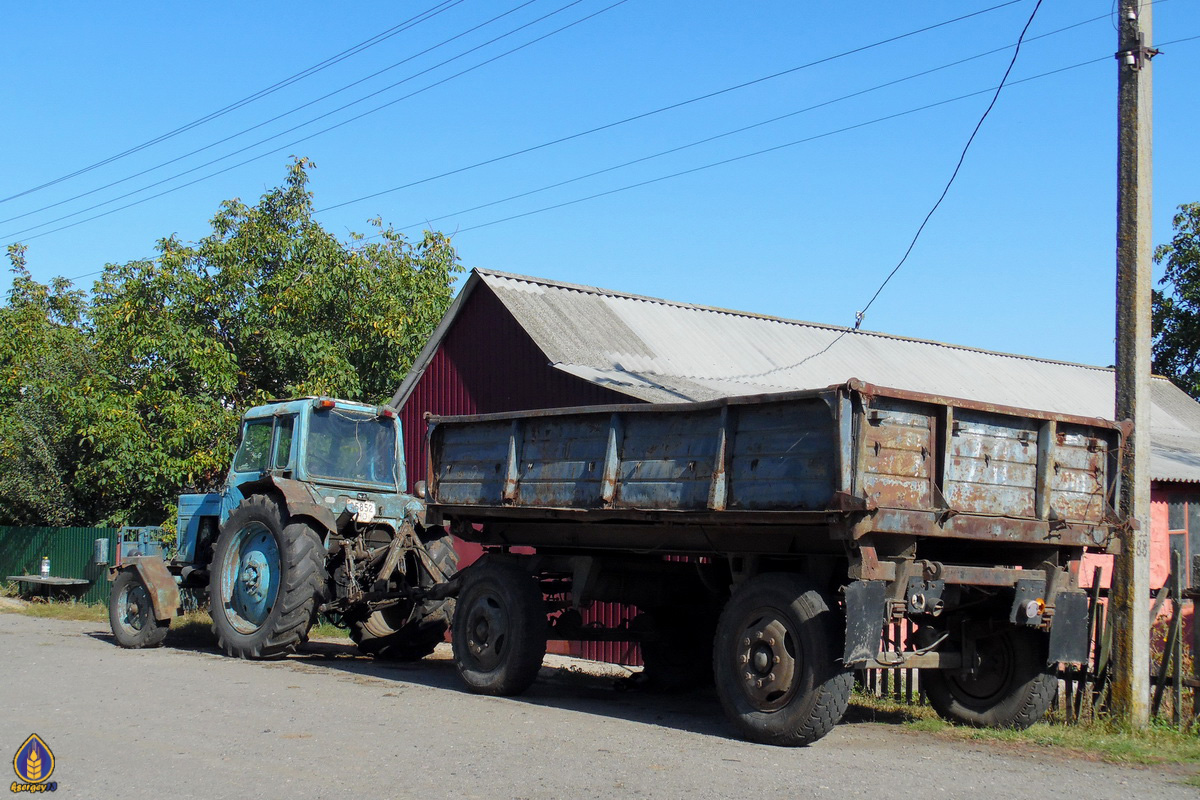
[0,613,1194,799]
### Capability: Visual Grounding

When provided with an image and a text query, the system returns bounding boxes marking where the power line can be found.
[3,0,1023,243]
[717,0,1051,383]
[316,0,1026,215]
[455,63,1093,238]
[2,0,620,242]
[0,0,464,206]
[50,32,1200,289]
[336,52,1109,255]
[851,0,1045,330]
[0,0,538,227]
[389,12,1114,232]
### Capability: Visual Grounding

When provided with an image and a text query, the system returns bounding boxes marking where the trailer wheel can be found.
[452,558,546,696]
[109,569,170,649]
[921,626,1055,729]
[351,528,459,661]
[209,495,324,659]
[713,573,852,746]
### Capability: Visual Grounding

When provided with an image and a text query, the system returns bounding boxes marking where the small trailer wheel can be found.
[109,569,169,649]
[921,625,1055,729]
[452,558,546,696]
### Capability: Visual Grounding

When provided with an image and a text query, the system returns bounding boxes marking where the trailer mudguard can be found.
[1047,591,1090,664]
[842,580,888,665]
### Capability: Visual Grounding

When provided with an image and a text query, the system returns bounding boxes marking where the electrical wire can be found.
[40,31,1200,290]
[317,0,1026,214]
[0,0,538,227]
[385,12,1114,233]
[328,51,1108,260]
[2,0,1018,242]
[50,29,1200,289]
[852,0,1045,331]
[0,0,464,206]
[452,58,1093,239]
[1,0,593,237]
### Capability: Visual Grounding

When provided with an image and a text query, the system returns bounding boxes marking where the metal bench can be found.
[6,575,91,600]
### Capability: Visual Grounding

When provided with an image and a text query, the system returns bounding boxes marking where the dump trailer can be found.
[425,380,1126,746]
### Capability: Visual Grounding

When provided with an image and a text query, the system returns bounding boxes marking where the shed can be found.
[395,269,1200,658]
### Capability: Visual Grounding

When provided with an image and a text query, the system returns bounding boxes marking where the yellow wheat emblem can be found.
[12,733,54,785]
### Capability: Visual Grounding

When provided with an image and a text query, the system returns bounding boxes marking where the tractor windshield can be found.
[306,408,398,488]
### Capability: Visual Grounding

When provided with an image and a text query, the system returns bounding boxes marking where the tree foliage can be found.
[1153,203,1200,399]
[0,159,461,527]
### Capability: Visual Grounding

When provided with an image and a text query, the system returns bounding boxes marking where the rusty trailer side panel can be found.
[427,380,1124,554]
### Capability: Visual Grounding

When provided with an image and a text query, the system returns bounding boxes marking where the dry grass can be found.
[0,598,108,622]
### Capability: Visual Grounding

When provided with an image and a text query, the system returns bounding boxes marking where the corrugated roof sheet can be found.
[400,269,1200,484]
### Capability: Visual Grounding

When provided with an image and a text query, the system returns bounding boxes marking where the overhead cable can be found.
[0,0,539,227]
[0,0,464,205]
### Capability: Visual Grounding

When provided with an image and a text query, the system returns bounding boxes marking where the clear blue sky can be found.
[3,1,1197,368]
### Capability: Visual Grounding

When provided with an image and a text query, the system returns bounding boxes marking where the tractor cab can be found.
[177,397,420,569]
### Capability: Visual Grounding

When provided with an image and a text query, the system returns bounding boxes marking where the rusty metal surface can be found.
[129,558,181,620]
[396,269,1200,484]
[430,383,1123,556]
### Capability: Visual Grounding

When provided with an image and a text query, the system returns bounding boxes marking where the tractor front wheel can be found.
[109,569,169,649]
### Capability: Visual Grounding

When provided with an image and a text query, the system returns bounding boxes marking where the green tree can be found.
[0,244,94,525]
[1,158,461,527]
[1153,203,1200,398]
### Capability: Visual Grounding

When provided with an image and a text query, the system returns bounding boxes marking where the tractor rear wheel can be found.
[209,495,324,659]
[351,528,459,661]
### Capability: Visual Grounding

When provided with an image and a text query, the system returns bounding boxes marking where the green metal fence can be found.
[0,526,118,605]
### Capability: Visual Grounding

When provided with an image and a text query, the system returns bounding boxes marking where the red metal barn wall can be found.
[398,282,642,664]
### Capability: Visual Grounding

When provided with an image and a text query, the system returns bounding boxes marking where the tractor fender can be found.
[238,476,339,537]
[111,557,181,621]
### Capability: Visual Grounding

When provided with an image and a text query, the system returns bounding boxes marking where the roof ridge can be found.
[474,268,1115,375]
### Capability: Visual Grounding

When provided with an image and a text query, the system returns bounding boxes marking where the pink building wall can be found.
[1080,482,1189,594]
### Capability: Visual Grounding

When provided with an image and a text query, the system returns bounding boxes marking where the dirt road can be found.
[0,614,1191,799]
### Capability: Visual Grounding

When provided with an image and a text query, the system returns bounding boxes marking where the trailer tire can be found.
[921,626,1055,729]
[109,569,170,649]
[209,495,324,659]
[452,558,546,696]
[351,528,459,661]
[713,573,852,746]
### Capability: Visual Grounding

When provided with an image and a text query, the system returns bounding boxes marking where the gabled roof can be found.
[396,268,1200,484]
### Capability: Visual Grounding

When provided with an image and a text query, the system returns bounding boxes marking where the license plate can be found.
[345,500,377,523]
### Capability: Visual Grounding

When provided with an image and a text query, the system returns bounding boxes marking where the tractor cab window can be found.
[233,419,273,473]
[272,415,296,470]
[306,408,397,487]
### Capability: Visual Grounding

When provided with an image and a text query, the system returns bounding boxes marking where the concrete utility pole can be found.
[1111,0,1154,728]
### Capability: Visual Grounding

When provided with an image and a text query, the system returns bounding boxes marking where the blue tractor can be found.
[107,397,458,660]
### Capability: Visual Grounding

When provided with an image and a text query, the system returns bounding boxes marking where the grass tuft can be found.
[1,599,108,622]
